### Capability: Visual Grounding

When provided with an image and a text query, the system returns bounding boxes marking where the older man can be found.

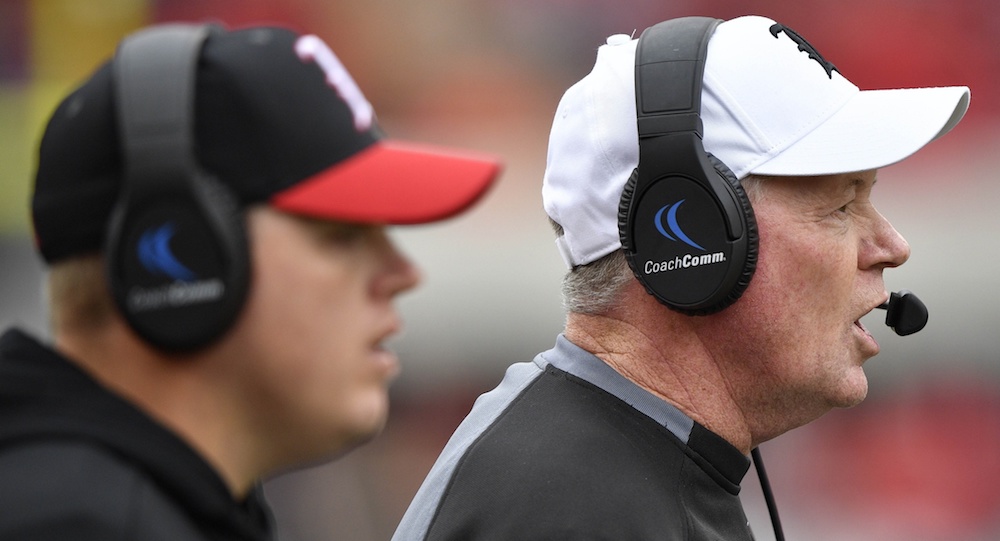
[394,15,967,540]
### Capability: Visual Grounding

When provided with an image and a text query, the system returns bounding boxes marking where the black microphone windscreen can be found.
[879,290,928,336]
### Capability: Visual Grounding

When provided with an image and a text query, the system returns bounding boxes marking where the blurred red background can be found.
[3,1,1000,540]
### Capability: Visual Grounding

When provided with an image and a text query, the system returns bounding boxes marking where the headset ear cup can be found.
[618,168,639,253]
[704,152,758,310]
[618,167,660,298]
[105,174,250,351]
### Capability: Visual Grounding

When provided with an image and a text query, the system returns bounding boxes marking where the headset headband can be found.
[635,18,719,141]
[115,25,209,189]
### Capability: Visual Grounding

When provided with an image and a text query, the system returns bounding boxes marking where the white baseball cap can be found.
[543,15,970,268]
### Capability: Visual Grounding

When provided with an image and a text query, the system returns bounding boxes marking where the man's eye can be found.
[321,224,370,244]
[301,218,373,245]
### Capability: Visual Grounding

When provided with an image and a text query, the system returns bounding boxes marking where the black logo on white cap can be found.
[769,23,839,79]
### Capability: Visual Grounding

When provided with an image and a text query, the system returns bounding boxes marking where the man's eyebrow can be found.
[849,175,877,189]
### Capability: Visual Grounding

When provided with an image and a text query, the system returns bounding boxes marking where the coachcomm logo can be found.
[138,223,197,281]
[127,222,225,312]
[646,200,727,275]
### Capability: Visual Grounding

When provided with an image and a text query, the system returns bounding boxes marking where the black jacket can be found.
[394,335,755,540]
[0,329,274,540]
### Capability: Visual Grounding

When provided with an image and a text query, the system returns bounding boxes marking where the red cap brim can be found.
[270,140,502,224]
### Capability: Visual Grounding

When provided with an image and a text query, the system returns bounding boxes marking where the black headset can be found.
[104,24,250,351]
[618,17,758,315]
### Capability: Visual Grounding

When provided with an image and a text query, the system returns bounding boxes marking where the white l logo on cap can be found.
[295,35,375,132]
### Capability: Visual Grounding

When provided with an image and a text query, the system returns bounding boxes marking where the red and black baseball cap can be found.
[31,25,502,263]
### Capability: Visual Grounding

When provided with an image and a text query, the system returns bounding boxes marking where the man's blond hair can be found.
[47,254,116,334]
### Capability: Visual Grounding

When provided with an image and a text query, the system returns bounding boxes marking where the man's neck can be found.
[56,324,261,499]
[563,290,754,455]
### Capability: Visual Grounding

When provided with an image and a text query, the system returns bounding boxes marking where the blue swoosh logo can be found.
[137,223,197,281]
[653,200,705,251]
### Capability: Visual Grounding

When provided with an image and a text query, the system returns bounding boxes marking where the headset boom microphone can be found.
[876,290,928,336]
